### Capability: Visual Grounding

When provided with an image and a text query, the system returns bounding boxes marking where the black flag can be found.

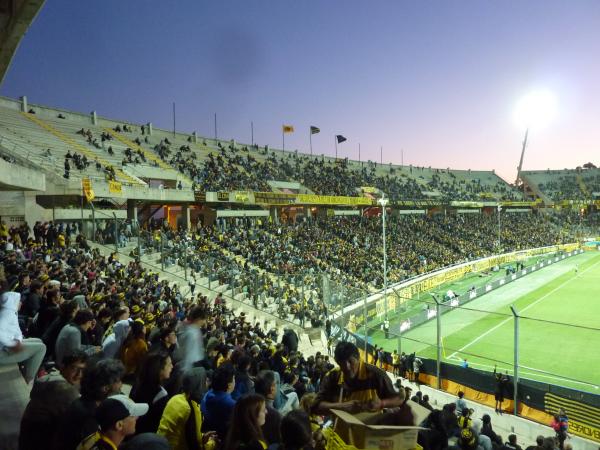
[336,135,347,144]
[310,126,320,135]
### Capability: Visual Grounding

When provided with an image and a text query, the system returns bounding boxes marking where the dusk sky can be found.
[2,1,600,182]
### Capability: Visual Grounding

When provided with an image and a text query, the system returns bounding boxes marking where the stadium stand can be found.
[1,96,599,450]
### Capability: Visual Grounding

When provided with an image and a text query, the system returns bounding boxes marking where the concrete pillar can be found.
[148,123,153,136]
[181,204,191,230]
[127,199,138,223]
[91,111,98,125]
[192,132,198,143]
[20,96,28,112]
[270,207,279,224]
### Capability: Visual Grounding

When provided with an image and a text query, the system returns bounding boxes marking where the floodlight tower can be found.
[515,129,529,187]
[378,195,389,319]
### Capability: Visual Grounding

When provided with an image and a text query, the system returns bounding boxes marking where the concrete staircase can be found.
[88,239,328,356]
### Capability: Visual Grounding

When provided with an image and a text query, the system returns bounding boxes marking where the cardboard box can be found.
[331,403,429,450]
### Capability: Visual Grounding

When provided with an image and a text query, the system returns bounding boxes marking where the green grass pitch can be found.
[369,251,600,393]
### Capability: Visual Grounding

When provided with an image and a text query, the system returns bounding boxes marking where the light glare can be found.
[514,90,558,130]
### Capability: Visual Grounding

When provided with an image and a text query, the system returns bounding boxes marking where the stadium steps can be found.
[103,128,193,186]
[87,239,324,352]
[20,112,142,186]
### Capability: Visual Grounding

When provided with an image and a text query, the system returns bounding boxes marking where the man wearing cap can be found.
[91,394,149,450]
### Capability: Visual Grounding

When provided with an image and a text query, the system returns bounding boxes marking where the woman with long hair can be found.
[130,351,174,433]
[223,394,267,450]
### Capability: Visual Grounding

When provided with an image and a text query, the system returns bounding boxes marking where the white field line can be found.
[447,257,600,360]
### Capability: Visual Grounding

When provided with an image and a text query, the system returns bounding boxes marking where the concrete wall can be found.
[0,157,46,191]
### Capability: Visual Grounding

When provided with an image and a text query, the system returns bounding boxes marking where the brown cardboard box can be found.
[331,403,429,450]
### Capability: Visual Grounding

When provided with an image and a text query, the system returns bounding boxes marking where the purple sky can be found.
[2,0,600,182]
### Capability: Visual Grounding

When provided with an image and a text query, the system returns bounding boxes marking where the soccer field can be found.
[371,251,600,393]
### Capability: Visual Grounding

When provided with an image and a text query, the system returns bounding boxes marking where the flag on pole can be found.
[282,125,294,133]
[336,135,347,144]
[310,126,320,135]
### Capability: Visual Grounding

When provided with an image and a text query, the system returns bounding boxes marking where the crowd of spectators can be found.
[0,220,577,450]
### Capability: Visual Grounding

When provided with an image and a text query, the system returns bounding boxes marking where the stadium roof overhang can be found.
[0,0,46,86]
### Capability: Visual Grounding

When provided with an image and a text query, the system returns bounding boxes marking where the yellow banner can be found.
[296,194,373,206]
[108,180,122,194]
[361,186,377,193]
[82,178,95,202]
[393,243,580,301]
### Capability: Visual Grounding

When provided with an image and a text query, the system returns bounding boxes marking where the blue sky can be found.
[3,1,600,181]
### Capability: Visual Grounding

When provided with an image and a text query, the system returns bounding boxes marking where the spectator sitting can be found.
[19,350,88,450]
[157,367,217,450]
[503,434,523,450]
[92,394,149,449]
[277,409,315,450]
[54,358,125,450]
[524,436,545,450]
[102,319,132,358]
[130,351,174,434]
[254,369,282,446]
[201,364,236,440]
[223,394,267,450]
[54,309,99,367]
[456,391,468,414]
[0,284,47,384]
[481,414,503,448]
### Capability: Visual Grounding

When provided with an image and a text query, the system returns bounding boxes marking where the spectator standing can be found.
[313,341,404,415]
[176,306,207,372]
[493,365,509,413]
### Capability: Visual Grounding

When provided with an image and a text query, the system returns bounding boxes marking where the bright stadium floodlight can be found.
[513,89,558,130]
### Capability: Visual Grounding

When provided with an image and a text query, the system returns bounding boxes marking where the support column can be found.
[91,111,98,125]
[20,96,28,112]
[181,204,191,230]
[126,199,138,223]
[148,122,153,136]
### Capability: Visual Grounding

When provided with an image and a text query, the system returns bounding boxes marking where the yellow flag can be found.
[82,178,95,201]
[108,180,122,193]
[282,125,294,133]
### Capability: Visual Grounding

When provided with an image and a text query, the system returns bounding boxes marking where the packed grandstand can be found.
[3,3,600,450]
[1,93,599,450]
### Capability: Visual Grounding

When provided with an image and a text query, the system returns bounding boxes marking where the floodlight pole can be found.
[112,212,118,254]
[379,195,389,320]
[432,294,442,389]
[510,305,520,416]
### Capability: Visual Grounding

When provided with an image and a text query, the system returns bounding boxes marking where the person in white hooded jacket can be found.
[0,288,47,383]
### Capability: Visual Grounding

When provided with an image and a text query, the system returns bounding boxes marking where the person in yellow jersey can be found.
[313,341,404,415]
